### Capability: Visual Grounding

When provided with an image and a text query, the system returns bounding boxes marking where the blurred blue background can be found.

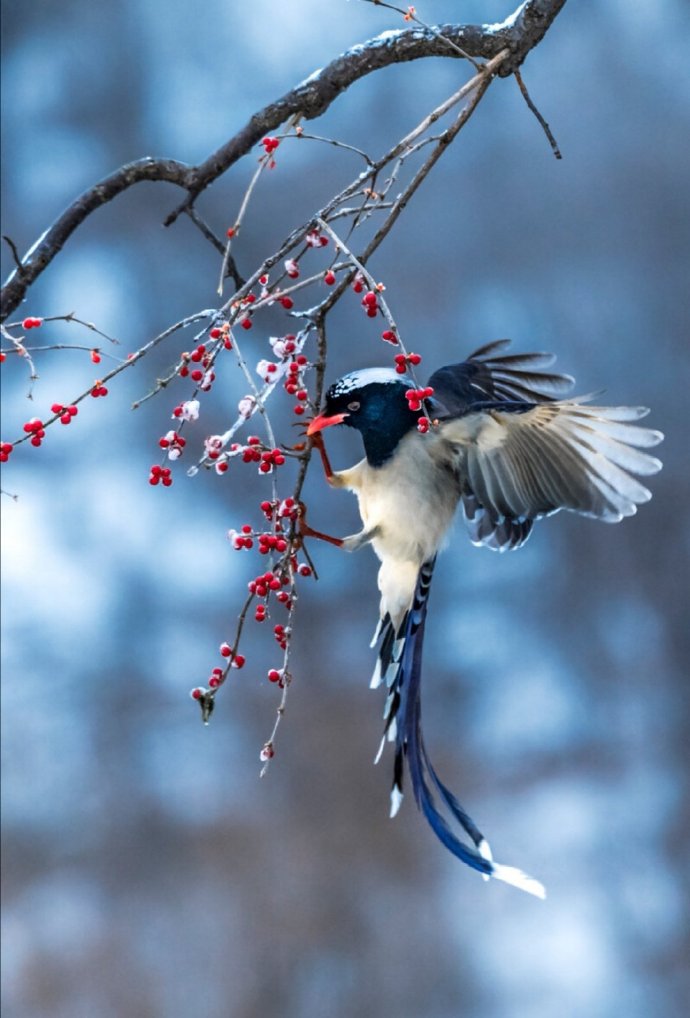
[2,2,689,1016]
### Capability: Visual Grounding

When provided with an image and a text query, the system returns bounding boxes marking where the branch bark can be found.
[0,0,565,321]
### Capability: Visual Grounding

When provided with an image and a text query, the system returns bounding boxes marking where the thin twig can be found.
[514,69,562,159]
[185,208,247,289]
[2,236,27,277]
[218,158,268,295]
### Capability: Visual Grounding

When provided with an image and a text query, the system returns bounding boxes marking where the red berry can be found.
[324,270,336,285]
[220,642,232,657]
[241,317,252,330]
[209,327,222,339]
[381,330,398,344]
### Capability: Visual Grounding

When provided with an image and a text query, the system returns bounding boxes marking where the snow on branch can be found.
[0,0,565,321]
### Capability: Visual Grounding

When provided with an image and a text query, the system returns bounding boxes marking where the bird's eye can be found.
[347,400,360,412]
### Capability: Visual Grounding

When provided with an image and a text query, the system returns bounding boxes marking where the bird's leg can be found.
[341,526,380,552]
[297,502,378,552]
[297,501,343,547]
[309,430,336,484]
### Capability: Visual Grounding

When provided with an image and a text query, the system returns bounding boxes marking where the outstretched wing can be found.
[427,339,575,417]
[434,397,663,529]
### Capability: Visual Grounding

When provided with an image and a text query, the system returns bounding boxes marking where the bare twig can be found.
[2,236,27,277]
[514,69,562,159]
[185,207,246,289]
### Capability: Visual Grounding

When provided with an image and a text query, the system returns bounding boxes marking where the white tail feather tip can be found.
[478,838,493,882]
[490,862,546,899]
[370,662,382,689]
[390,786,404,818]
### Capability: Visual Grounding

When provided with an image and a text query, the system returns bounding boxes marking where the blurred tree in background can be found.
[1,2,688,1017]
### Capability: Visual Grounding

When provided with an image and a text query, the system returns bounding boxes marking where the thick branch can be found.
[0,0,565,321]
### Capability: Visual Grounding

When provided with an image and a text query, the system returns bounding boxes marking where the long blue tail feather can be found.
[373,558,545,897]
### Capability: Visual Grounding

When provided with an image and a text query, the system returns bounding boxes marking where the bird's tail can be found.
[371,559,545,899]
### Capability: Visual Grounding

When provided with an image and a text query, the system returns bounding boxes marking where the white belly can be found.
[337,432,460,623]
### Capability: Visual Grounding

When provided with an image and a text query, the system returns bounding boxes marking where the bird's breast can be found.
[343,433,461,567]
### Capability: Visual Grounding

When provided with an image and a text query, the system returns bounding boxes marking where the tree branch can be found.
[0,0,565,322]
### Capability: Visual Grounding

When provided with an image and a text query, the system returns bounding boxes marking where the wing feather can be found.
[437,401,663,528]
[428,339,574,417]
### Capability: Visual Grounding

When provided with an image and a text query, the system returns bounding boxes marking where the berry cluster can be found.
[228,524,255,550]
[223,435,286,474]
[361,290,380,318]
[305,230,329,249]
[258,531,289,555]
[22,317,43,329]
[219,643,246,668]
[249,569,289,599]
[393,351,422,374]
[51,402,79,425]
[1,442,14,462]
[22,418,46,447]
[262,136,280,156]
[208,323,233,349]
[405,385,434,412]
[381,329,398,345]
[284,359,310,415]
[159,430,186,460]
[273,623,289,651]
[178,343,216,390]
[149,464,172,486]
[171,399,200,422]
[91,383,109,398]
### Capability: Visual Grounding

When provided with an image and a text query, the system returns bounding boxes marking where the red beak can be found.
[306,412,349,435]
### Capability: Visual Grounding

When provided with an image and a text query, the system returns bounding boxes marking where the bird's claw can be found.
[295,501,343,548]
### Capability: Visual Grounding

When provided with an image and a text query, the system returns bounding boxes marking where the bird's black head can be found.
[307,368,417,467]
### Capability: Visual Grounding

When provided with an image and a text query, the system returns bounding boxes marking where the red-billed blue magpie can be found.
[305,340,663,896]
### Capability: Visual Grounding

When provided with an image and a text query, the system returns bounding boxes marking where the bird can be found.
[305,339,663,898]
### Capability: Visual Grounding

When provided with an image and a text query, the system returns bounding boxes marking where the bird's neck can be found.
[359,413,416,468]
